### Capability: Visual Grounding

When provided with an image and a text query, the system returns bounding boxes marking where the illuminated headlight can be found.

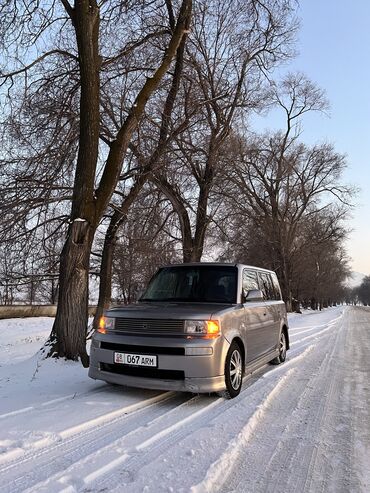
[97,316,115,334]
[184,320,220,338]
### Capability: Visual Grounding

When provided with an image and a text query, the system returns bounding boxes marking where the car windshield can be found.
[140,266,237,304]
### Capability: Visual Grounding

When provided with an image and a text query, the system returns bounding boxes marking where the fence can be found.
[0,305,97,320]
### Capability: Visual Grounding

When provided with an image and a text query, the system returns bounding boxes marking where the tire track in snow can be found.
[24,396,222,493]
[14,345,308,493]
[0,392,188,493]
[218,315,349,493]
[190,314,344,493]
[288,311,343,337]
[63,345,317,493]
[263,320,345,493]
[191,368,296,493]
[0,391,177,481]
[0,338,318,493]
[265,316,343,493]
[290,323,338,346]
[0,383,112,421]
[288,308,343,329]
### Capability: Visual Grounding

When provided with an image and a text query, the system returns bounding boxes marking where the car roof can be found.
[161,262,276,274]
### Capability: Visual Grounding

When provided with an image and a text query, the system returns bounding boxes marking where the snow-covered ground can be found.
[0,306,369,492]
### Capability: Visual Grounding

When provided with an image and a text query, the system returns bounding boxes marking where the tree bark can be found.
[49,220,94,367]
[48,0,101,366]
[192,153,215,261]
[92,216,120,333]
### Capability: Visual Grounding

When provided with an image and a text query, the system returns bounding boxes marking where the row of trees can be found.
[356,277,370,306]
[0,0,354,365]
[343,277,370,306]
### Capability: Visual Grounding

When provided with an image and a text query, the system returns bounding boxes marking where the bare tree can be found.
[289,207,349,309]
[356,277,370,306]
[151,0,298,262]
[0,0,192,365]
[220,75,353,309]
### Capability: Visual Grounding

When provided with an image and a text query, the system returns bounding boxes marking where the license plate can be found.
[114,352,157,367]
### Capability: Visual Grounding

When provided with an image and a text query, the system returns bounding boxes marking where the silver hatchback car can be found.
[89,263,289,398]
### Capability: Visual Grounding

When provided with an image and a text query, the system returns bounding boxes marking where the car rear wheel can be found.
[270,330,287,365]
[219,341,243,399]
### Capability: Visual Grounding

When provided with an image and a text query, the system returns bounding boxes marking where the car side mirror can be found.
[243,289,264,302]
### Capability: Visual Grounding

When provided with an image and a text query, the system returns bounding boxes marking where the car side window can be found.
[243,269,259,292]
[258,272,274,301]
[271,273,282,300]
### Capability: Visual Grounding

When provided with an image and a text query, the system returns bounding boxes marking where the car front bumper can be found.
[88,332,230,393]
[88,365,226,393]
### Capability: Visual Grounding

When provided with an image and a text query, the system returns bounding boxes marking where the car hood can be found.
[106,302,234,320]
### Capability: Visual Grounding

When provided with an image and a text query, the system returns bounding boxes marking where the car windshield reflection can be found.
[140,265,237,304]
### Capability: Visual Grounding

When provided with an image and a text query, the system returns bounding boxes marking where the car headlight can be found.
[97,316,115,334]
[184,320,220,338]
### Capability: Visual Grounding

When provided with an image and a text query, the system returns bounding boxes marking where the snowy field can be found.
[0,306,369,492]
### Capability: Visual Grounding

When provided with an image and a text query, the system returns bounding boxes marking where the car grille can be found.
[100,363,185,380]
[100,341,185,355]
[114,318,185,336]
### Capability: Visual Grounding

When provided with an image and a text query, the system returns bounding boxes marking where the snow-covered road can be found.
[0,306,369,492]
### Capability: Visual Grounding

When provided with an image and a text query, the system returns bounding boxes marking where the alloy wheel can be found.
[229,349,243,390]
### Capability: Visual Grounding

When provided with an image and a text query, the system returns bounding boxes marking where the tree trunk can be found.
[277,258,292,312]
[192,181,212,261]
[183,234,195,263]
[48,1,100,367]
[92,238,114,333]
[153,175,194,263]
[48,220,94,367]
[50,278,58,305]
[92,212,124,332]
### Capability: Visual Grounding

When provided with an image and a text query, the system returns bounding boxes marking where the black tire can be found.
[270,330,287,365]
[219,341,243,399]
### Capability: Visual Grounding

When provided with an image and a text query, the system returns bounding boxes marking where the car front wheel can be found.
[219,341,243,399]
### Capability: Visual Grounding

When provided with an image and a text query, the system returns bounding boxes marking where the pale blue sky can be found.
[257,0,370,274]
